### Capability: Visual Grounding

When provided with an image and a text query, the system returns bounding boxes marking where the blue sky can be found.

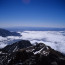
[0,0,65,28]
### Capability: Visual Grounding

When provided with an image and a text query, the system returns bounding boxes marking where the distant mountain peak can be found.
[0,28,21,37]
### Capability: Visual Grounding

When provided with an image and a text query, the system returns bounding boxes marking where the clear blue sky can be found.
[0,0,65,28]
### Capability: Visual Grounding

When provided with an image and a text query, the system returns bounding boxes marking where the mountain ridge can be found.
[0,40,65,65]
[0,28,21,37]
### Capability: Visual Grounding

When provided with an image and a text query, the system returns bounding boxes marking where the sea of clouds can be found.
[0,31,65,54]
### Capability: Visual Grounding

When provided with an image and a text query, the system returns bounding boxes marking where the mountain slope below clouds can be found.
[0,28,21,37]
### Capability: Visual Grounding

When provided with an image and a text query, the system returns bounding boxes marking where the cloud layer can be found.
[20,31,65,54]
[0,31,65,54]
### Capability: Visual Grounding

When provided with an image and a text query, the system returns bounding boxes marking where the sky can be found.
[0,0,65,28]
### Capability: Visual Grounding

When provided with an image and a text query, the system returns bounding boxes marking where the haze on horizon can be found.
[0,0,65,28]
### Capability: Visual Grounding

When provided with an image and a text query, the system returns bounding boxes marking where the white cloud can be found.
[20,31,65,54]
[0,42,7,48]
[0,31,65,54]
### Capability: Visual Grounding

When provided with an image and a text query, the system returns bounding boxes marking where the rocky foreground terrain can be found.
[0,40,65,65]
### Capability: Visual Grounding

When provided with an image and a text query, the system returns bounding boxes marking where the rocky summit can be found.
[0,40,65,65]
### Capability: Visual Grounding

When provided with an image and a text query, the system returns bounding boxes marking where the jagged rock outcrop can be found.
[0,28,21,37]
[0,40,65,65]
[3,40,32,53]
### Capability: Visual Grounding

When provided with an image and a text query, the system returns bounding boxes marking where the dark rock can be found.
[3,40,32,53]
[0,40,65,65]
[0,28,21,37]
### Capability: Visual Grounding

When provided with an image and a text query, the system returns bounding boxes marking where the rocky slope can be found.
[0,28,21,37]
[0,40,65,65]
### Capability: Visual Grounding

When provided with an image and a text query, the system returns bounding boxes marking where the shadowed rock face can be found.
[3,40,32,53]
[0,28,21,37]
[0,40,65,65]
